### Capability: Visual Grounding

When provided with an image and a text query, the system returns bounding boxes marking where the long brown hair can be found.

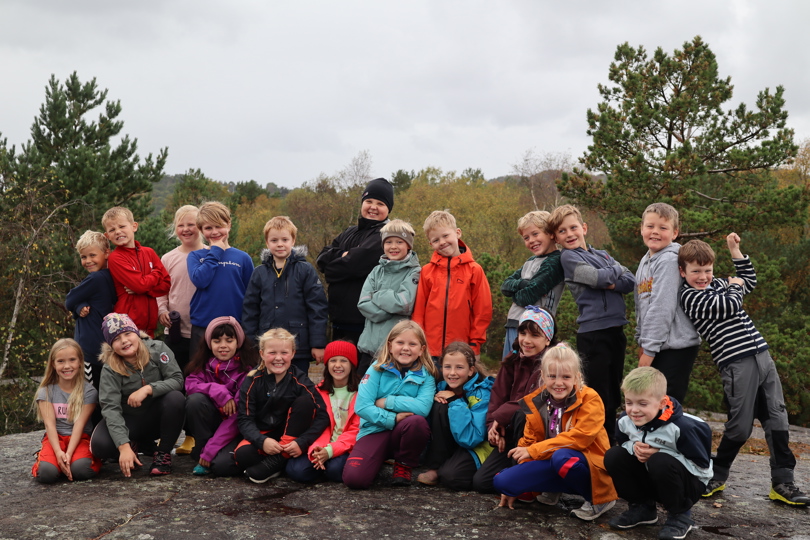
[186,322,259,376]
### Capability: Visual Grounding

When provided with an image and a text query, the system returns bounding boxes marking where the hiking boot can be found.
[515,492,537,503]
[571,499,616,521]
[536,492,561,505]
[245,454,286,484]
[769,482,810,506]
[702,479,726,498]
[391,463,412,486]
[658,512,694,540]
[192,464,211,476]
[150,451,172,475]
[609,502,658,529]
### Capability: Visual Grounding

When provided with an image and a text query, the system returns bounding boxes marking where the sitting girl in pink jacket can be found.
[286,341,360,483]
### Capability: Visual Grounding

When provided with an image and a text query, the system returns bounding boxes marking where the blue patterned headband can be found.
[518,306,554,341]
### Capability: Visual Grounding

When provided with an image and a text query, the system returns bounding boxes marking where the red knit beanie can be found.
[324,340,358,367]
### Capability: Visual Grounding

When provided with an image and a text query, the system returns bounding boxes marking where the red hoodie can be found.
[107,241,171,337]
[412,240,492,356]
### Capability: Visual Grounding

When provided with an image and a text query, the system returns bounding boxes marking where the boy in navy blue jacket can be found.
[242,216,328,373]
[605,367,712,540]
[546,204,635,443]
[65,230,117,391]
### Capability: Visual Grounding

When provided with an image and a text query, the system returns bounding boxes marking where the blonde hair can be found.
[539,343,585,390]
[258,328,297,352]
[375,320,438,379]
[517,210,551,235]
[622,366,667,399]
[422,210,457,235]
[166,205,202,241]
[546,204,583,236]
[101,206,135,229]
[381,219,415,238]
[263,216,298,243]
[33,339,86,423]
[641,202,679,231]
[197,201,231,228]
[75,230,110,254]
[99,331,150,377]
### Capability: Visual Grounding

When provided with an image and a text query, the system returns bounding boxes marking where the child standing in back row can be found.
[103,207,171,339]
[500,210,565,358]
[65,230,117,391]
[412,210,492,364]
[356,219,421,375]
[678,234,808,506]
[546,204,635,443]
[634,203,700,404]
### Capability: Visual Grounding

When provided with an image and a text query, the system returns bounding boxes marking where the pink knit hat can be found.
[204,316,245,349]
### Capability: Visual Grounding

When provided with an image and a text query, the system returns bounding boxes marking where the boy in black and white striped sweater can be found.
[677,233,808,507]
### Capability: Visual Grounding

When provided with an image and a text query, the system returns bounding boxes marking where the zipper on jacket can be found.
[442,257,451,352]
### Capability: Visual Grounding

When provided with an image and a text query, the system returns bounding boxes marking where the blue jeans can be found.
[286,452,349,483]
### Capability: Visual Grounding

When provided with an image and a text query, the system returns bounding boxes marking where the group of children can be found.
[32,177,808,539]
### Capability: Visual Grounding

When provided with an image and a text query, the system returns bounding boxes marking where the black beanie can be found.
[362,178,395,212]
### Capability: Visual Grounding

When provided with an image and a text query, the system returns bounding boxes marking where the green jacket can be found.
[99,338,184,448]
[356,251,421,357]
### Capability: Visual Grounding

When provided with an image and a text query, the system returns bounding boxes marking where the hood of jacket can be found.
[261,245,308,266]
[437,371,495,394]
[426,239,475,268]
[377,249,420,270]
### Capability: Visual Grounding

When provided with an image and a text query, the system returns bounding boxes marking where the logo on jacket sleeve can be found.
[360,374,370,384]
[160,352,170,364]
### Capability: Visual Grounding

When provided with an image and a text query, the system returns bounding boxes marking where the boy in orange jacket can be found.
[412,211,492,365]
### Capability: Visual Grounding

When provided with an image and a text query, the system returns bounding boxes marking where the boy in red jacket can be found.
[412,210,492,365]
[102,207,171,338]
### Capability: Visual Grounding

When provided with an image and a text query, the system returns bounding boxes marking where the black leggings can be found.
[90,390,185,457]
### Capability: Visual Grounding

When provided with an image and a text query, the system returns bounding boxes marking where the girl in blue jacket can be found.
[417,342,494,490]
[343,320,438,489]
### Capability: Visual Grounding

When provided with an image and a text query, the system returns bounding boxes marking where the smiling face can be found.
[427,226,462,258]
[521,224,555,256]
[553,214,588,251]
[211,334,238,361]
[360,198,389,221]
[111,331,140,360]
[327,356,353,387]
[175,211,201,249]
[261,339,295,381]
[543,364,577,401]
[104,217,138,249]
[679,261,714,290]
[518,327,550,357]
[384,237,409,261]
[266,228,294,265]
[389,329,425,370]
[53,346,82,385]
[441,351,475,391]
[79,246,109,273]
[624,390,667,426]
[201,222,231,246]
[641,212,678,254]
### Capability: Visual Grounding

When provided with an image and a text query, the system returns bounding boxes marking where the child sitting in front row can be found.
[235,328,329,483]
[356,219,421,375]
[184,316,259,477]
[32,339,101,483]
[343,320,438,489]
[500,210,564,358]
[494,344,618,522]
[90,313,185,477]
[605,367,712,540]
[678,234,808,506]
[286,341,361,483]
[417,342,494,491]
[473,306,556,493]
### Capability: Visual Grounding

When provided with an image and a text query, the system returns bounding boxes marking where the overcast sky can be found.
[2,1,808,189]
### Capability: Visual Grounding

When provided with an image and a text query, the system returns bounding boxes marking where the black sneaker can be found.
[609,503,658,529]
[245,454,286,484]
[658,512,694,540]
[702,479,725,498]
[769,482,810,506]
[150,451,172,475]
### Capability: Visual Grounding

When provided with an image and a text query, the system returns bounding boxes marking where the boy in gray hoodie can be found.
[634,203,700,404]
